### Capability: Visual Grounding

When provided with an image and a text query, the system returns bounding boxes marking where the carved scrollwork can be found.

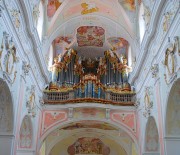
[10,9,20,29]
[143,87,153,118]
[150,64,159,78]
[143,4,151,29]
[33,4,40,26]
[26,85,36,117]
[22,61,30,76]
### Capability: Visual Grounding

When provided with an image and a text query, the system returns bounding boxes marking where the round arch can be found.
[43,15,137,58]
[144,116,160,154]
[165,78,180,136]
[18,115,33,149]
[0,78,14,155]
[47,128,129,155]
[39,118,139,155]
[0,78,14,133]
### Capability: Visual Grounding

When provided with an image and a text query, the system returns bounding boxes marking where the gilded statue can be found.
[117,57,132,83]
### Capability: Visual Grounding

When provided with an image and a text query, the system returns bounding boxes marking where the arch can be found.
[40,118,138,145]
[145,116,159,153]
[164,78,180,155]
[0,79,14,155]
[166,78,180,136]
[39,118,139,155]
[43,14,137,61]
[18,115,33,149]
[49,130,128,155]
[0,79,13,133]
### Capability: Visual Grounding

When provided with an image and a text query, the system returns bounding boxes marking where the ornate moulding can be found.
[143,4,151,29]
[150,64,159,79]
[26,85,37,117]
[130,0,179,85]
[143,86,153,118]
[0,31,18,85]
[164,36,179,85]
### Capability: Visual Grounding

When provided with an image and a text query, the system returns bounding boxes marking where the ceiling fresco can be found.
[62,1,117,21]
[119,0,141,11]
[67,137,110,155]
[108,37,129,56]
[77,26,105,47]
[61,121,118,131]
[81,2,99,15]
[47,0,64,18]
[54,36,73,54]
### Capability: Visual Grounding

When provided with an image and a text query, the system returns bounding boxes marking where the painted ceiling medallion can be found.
[107,37,128,49]
[77,26,105,47]
[68,137,110,155]
[81,2,99,15]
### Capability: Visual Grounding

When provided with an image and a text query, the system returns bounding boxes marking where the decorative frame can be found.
[164,36,179,85]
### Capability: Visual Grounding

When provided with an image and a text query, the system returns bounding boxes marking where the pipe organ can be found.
[44,48,135,105]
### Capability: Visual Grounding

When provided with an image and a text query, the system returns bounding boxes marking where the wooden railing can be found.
[43,91,136,106]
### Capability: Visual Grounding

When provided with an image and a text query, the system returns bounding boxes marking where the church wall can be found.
[131,0,180,155]
[0,0,179,155]
[0,0,50,155]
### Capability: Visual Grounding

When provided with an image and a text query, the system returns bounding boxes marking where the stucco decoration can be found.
[166,79,180,136]
[143,86,153,118]
[150,64,159,78]
[26,85,36,117]
[111,110,136,135]
[74,108,106,119]
[0,32,18,84]
[22,61,31,77]
[162,1,179,34]
[10,9,21,29]
[164,37,179,85]
[33,4,40,26]
[41,110,67,135]
[19,115,33,149]
[0,79,13,133]
[145,117,159,152]
[143,4,151,29]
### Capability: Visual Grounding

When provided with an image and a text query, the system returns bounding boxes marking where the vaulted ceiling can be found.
[45,0,140,58]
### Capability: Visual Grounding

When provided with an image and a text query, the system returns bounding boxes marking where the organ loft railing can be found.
[43,49,136,106]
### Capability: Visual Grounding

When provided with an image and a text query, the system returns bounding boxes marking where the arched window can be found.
[19,115,33,149]
[48,44,54,70]
[145,116,159,153]
[139,3,146,43]
[37,1,44,41]
[0,79,14,155]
